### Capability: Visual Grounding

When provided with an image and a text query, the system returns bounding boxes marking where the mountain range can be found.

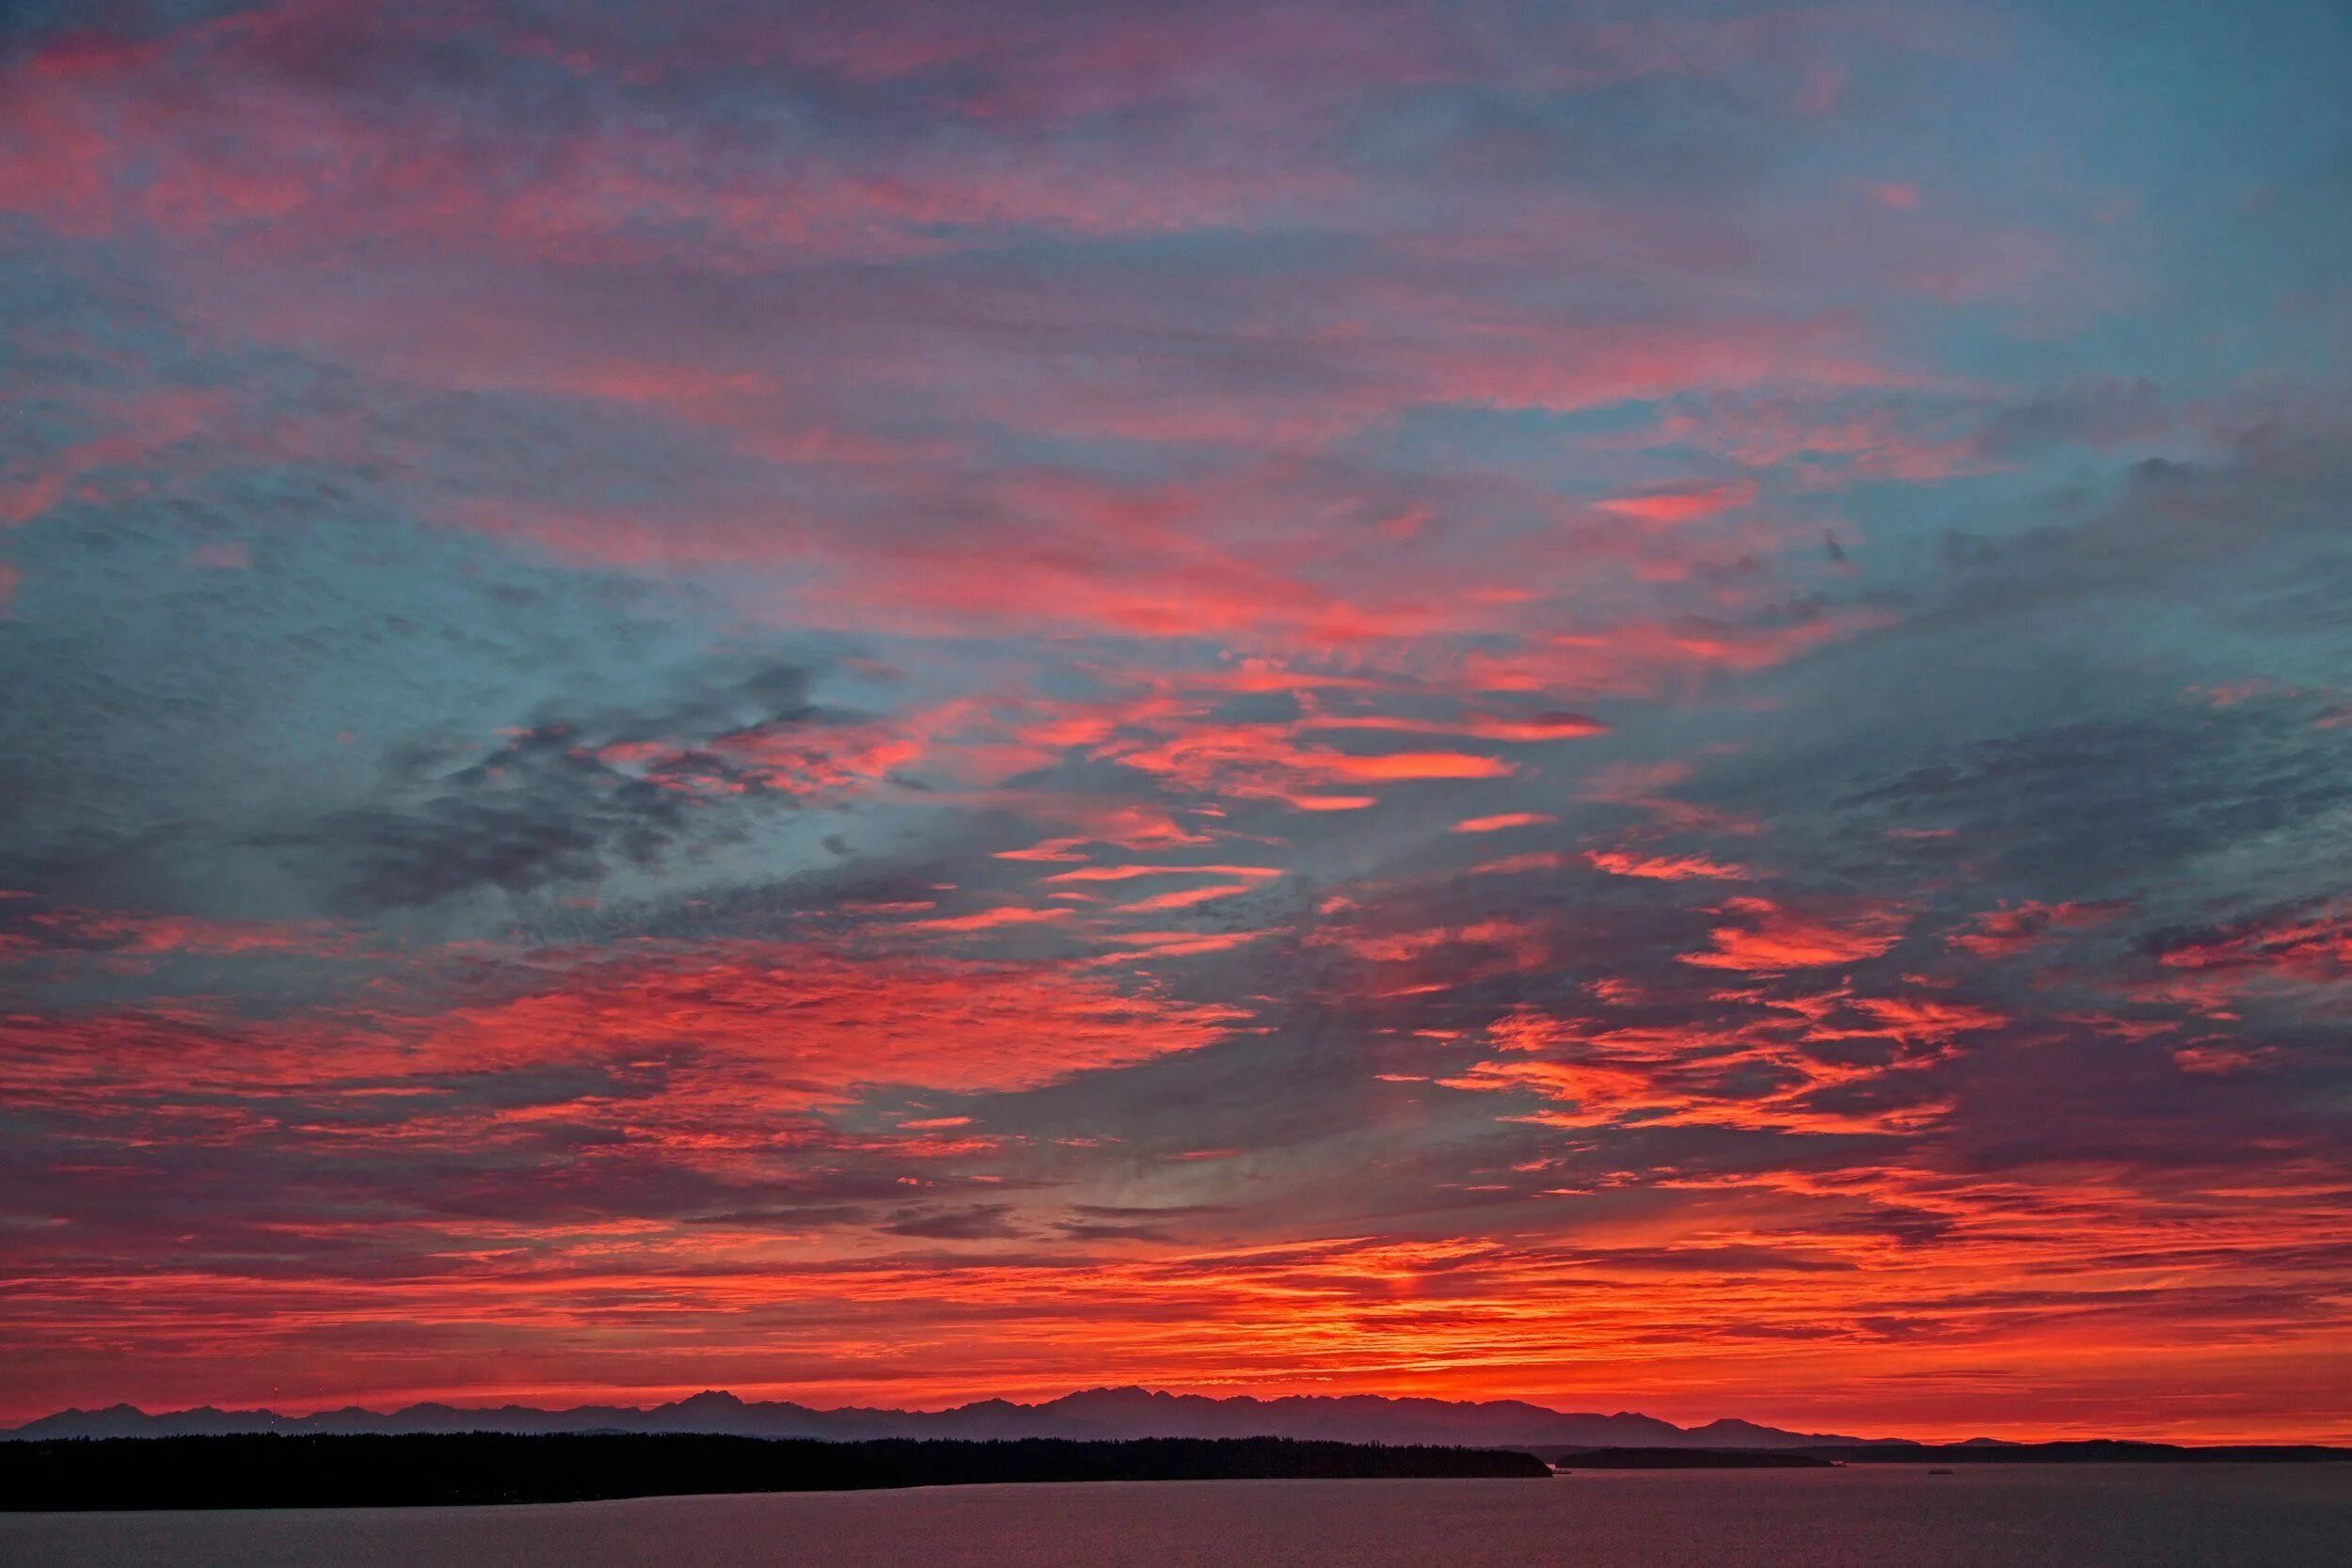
[2,1386,1915,1449]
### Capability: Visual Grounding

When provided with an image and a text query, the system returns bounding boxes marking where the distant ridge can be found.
[2,1386,1896,1449]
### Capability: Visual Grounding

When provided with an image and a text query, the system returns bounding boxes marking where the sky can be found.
[2,0,2350,1444]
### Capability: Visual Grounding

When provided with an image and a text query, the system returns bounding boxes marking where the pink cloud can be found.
[897,905,1073,936]
[1585,849,1749,881]
[1596,480,1757,525]
[1042,864,1283,884]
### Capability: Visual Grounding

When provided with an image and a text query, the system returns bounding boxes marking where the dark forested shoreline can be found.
[0,1433,1551,1512]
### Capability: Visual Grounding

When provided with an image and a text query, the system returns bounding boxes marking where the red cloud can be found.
[1041,864,1283,884]
[1680,898,1902,974]
[1304,711,1606,742]
[2,941,1245,1122]
[1585,849,1748,880]
[1116,882,1258,913]
[1948,900,2127,958]
[898,905,1073,935]
[2152,906,2352,985]
[1848,995,2008,1038]
[0,902,348,965]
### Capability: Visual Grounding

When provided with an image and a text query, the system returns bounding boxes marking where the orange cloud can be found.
[1322,751,1514,781]
[1680,898,1902,974]
[1304,711,1605,742]
[1595,480,1756,525]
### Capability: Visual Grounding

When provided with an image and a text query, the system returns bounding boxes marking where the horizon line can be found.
[12,1384,2349,1449]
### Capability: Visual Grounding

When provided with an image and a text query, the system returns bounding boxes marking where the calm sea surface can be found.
[5,1465,2347,1567]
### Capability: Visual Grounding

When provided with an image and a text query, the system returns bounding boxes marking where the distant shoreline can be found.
[1798,1442,2352,1465]
[18,1386,2342,1454]
[0,1433,1550,1513]
[1538,1442,2352,1468]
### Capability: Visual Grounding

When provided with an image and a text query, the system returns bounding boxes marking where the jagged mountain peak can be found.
[671,1390,747,1410]
[2,1388,1895,1449]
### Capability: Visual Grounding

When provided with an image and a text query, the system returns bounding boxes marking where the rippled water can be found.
[6,1465,2347,1567]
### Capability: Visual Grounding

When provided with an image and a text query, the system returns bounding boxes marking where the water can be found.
[4,1466,2346,1567]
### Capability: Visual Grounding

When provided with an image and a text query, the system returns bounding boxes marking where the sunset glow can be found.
[4,0,2350,1445]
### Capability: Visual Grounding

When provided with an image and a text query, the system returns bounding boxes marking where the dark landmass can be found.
[1537,1441,2352,1467]
[0,1386,1886,1449]
[1801,1442,2352,1465]
[11,1390,2340,1465]
[1538,1448,1834,1469]
[0,1433,1552,1513]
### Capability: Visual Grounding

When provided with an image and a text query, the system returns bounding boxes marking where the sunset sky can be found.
[4,0,2351,1443]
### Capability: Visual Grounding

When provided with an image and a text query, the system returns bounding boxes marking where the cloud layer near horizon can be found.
[4,0,2351,1442]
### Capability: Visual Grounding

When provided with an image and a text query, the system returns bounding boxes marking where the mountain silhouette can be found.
[1,1386,1894,1448]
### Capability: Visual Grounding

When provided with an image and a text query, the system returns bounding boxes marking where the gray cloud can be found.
[271,655,827,911]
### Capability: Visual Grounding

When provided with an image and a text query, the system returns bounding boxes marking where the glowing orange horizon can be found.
[4,0,2348,1450]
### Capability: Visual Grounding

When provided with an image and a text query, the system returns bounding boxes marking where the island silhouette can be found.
[5,1388,2343,1511]
[0,1433,1552,1512]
